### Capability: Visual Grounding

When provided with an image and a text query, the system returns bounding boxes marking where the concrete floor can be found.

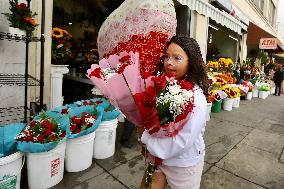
[21,94,284,189]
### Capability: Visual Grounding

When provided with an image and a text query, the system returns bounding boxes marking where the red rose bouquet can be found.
[70,112,97,134]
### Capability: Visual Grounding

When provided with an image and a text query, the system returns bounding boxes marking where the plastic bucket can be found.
[270,87,275,94]
[65,131,96,172]
[93,119,118,159]
[223,98,234,111]
[206,103,212,121]
[259,91,268,99]
[27,141,66,189]
[211,100,222,113]
[232,97,240,108]
[0,152,23,189]
[246,92,253,100]
[253,89,258,98]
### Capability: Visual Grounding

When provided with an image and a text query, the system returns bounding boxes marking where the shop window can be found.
[268,0,276,26]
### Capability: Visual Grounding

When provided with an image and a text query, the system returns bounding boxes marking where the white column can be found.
[50,65,69,109]
[240,33,248,64]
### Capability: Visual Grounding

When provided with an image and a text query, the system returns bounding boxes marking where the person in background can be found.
[273,67,283,96]
[282,67,284,94]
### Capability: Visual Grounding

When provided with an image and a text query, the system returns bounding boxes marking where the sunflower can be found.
[52,28,64,38]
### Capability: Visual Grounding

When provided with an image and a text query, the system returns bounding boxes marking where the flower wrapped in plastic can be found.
[16,112,68,153]
[208,89,227,103]
[66,106,103,139]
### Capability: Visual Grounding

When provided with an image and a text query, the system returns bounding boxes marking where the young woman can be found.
[139,35,209,189]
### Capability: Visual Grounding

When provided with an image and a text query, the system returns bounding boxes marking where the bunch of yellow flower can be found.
[218,58,234,72]
[213,77,227,88]
[216,73,236,84]
[221,86,238,98]
[206,61,219,72]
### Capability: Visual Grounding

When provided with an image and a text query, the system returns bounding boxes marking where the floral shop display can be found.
[65,105,103,172]
[206,58,234,73]
[242,81,253,100]
[3,0,38,36]
[16,113,68,189]
[221,86,238,111]
[0,123,25,189]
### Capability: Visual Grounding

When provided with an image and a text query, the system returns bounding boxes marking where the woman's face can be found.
[163,43,189,79]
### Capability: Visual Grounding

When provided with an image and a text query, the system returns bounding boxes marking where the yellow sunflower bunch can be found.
[218,58,234,72]
[213,77,227,88]
[52,28,72,39]
[206,61,219,72]
[217,73,236,84]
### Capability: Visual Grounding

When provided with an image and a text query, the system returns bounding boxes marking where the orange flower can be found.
[24,17,37,26]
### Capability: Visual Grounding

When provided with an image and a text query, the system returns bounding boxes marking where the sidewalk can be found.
[21,95,284,189]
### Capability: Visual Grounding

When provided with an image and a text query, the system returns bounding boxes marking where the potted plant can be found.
[2,0,38,36]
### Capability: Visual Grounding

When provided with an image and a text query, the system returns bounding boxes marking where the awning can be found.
[176,0,247,35]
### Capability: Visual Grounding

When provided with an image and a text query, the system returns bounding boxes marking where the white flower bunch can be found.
[157,80,194,119]
[102,68,117,80]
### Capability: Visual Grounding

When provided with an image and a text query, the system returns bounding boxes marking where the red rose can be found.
[50,135,56,141]
[26,136,34,142]
[70,124,77,131]
[83,101,88,106]
[140,72,152,79]
[44,129,52,136]
[154,157,162,165]
[37,134,44,142]
[60,132,66,138]
[30,121,38,127]
[41,120,50,127]
[82,112,88,115]
[73,118,81,125]
[75,129,81,134]
[95,100,102,104]
[152,76,167,91]
[88,101,93,105]
[17,3,27,9]
[179,81,193,90]
[87,123,93,128]
[71,116,77,121]
[61,108,68,114]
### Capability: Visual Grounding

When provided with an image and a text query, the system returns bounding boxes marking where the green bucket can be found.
[211,100,222,113]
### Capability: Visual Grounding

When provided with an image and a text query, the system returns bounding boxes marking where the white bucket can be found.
[65,131,96,172]
[253,89,258,98]
[246,92,253,100]
[27,141,66,189]
[206,103,212,121]
[259,91,268,99]
[223,98,234,111]
[0,152,23,189]
[270,87,275,94]
[93,119,118,159]
[232,97,240,108]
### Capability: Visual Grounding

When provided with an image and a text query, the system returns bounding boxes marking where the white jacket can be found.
[141,87,207,167]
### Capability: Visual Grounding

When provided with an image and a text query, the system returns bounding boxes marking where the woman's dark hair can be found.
[169,35,209,96]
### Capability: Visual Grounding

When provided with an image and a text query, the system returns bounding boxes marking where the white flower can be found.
[57,44,63,49]
[85,117,96,124]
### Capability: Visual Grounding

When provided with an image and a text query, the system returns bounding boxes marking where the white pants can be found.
[159,161,204,189]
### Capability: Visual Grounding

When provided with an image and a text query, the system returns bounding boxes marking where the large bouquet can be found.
[134,74,195,137]
[3,0,38,36]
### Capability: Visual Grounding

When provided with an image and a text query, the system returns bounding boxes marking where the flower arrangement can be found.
[208,90,227,103]
[16,113,66,143]
[258,83,271,91]
[51,27,73,65]
[212,77,227,88]
[70,112,97,134]
[3,0,38,36]
[216,73,236,84]
[221,86,238,98]
[218,58,234,72]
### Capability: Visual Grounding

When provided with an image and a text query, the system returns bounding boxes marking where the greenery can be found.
[258,50,269,66]
[2,0,38,36]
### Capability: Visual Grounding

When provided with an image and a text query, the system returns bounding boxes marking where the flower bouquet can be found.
[208,89,227,113]
[51,27,73,65]
[16,112,67,153]
[221,86,238,111]
[2,0,38,36]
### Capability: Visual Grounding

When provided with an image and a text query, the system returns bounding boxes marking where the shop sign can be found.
[259,38,277,49]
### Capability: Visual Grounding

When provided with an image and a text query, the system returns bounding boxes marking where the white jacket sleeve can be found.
[141,89,207,160]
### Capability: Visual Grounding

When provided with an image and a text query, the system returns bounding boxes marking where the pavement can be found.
[21,94,284,189]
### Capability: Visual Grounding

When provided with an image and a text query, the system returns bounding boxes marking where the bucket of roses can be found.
[64,105,103,172]
[222,86,238,111]
[16,112,68,189]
